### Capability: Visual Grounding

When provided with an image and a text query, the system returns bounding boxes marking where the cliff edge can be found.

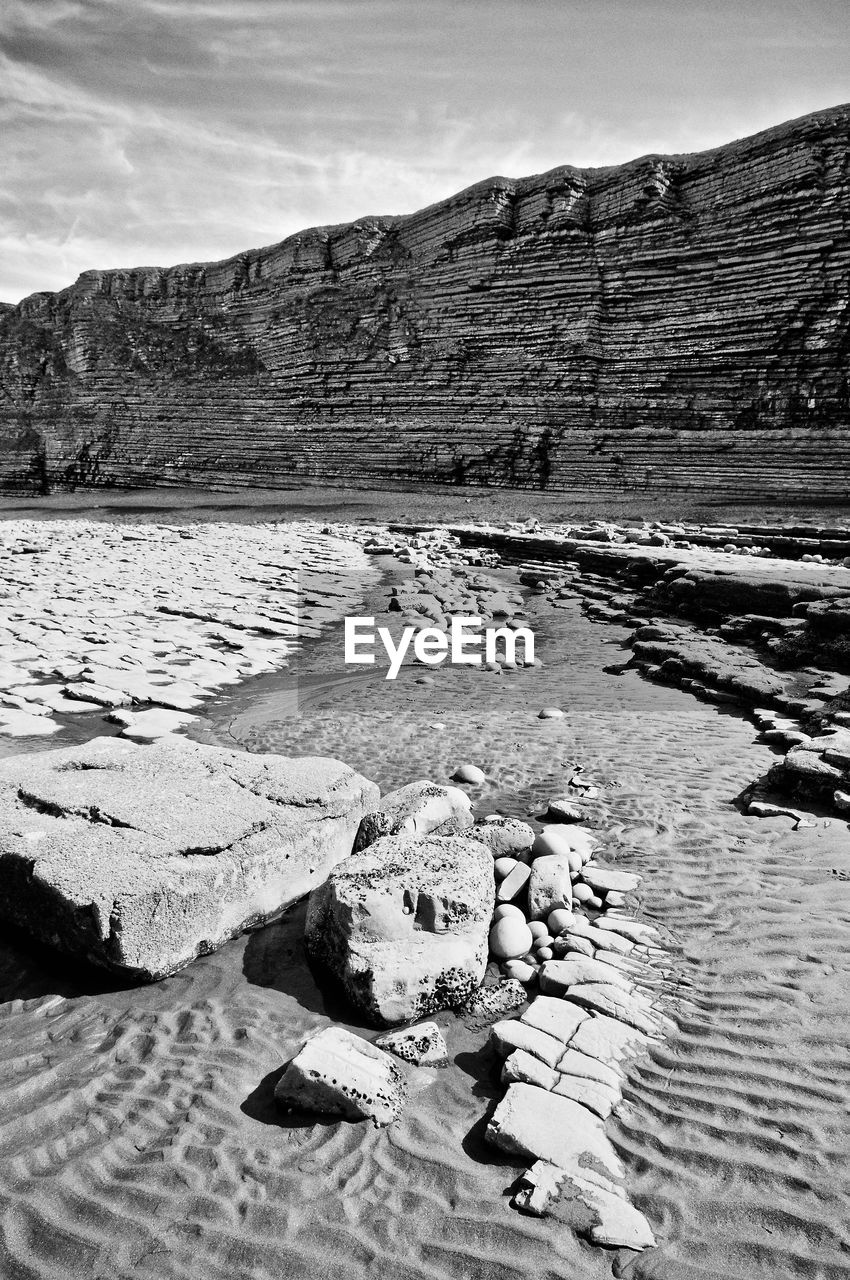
[2,104,849,496]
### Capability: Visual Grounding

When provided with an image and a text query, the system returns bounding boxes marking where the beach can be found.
[0,493,849,1278]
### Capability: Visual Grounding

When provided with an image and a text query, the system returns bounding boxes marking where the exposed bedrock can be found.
[1,105,849,495]
[0,736,379,979]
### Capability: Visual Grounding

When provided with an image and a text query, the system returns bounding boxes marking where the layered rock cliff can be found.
[1,105,849,495]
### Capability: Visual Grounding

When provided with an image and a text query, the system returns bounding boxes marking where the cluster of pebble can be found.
[471,800,640,987]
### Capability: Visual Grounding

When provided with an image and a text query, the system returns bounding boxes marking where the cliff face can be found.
[2,105,849,496]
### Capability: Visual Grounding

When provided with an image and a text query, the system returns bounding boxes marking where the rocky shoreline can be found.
[1,509,849,1273]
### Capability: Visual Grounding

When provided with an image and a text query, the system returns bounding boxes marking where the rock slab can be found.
[0,736,378,980]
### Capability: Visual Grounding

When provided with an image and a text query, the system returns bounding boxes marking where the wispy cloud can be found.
[1,0,848,300]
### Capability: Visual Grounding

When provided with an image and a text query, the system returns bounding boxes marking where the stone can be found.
[545,797,583,822]
[472,817,535,859]
[493,902,526,922]
[532,825,595,862]
[274,1026,407,1127]
[551,1073,620,1120]
[0,736,377,980]
[489,916,534,960]
[485,1083,624,1182]
[514,1161,655,1250]
[564,983,658,1034]
[353,780,473,852]
[538,957,632,995]
[537,707,565,720]
[493,855,519,880]
[570,1014,650,1065]
[558,1048,624,1089]
[503,959,538,984]
[502,1048,559,1092]
[528,852,575,920]
[305,832,494,1026]
[496,860,532,903]
[459,979,526,1020]
[520,994,588,1043]
[572,882,594,904]
[593,916,658,944]
[451,763,486,786]
[580,866,642,895]
[374,1021,448,1067]
[490,1019,565,1069]
[111,707,198,741]
[547,908,573,934]
[568,917,634,954]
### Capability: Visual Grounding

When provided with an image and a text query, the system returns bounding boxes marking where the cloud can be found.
[1,0,848,301]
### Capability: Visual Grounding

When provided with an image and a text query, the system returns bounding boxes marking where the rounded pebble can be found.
[489,917,534,960]
[493,856,518,881]
[452,763,486,785]
[536,945,554,962]
[547,908,573,934]
[493,903,526,922]
[573,883,594,903]
[538,706,565,719]
[586,894,604,910]
[527,920,549,941]
[502,960,537,984]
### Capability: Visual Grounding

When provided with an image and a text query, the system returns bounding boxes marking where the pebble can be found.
[493,856,518,881]
[537,707,565,719]
[547,908,573,934]
[493,903,526,922]
[572,883,594,904]
[502,960,538,985]
[489,916,534,960]
[536,946,554,962]
[452,763,486,785]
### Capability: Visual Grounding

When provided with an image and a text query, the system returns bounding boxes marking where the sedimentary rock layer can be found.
[1,105,849,494]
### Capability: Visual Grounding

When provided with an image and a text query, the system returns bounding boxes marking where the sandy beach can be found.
[0,496,848,1279]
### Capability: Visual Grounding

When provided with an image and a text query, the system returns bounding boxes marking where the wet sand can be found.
[1,511,849,1279]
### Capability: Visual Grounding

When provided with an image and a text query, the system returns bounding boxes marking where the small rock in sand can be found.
[546,797,583,822]
[490,916,534,960]
[452,763,486,785]
[274,1026,408,1127]
[538,707,565,720]
[375,1022,448,1068]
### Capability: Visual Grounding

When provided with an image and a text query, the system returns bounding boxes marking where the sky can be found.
[1,0,848,302]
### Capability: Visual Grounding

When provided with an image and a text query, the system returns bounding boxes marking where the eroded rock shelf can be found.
[1,105,849,495]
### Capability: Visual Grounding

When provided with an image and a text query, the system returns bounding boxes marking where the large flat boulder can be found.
[305,832,494,1026]
[0,736,378,980]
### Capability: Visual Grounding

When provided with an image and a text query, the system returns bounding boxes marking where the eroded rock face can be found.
[2,107,849,496]
[304,833,494,1026]
[0,736,378,979]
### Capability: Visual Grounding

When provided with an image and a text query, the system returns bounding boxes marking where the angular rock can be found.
[374,1021,448,1067]
[539,956,632,996]
[0,736,378,980]
[527,852,575,921]
[496,860,532,903]
[490,1019,565,1069]
[551,1073,620,1120]
[570,1014,651,1065]
[519,994,588,1043]
[458,979,526,1021]
[558,1048,624,1089]
[305,832,494,1026]
[566,983,658,1033]
[580,865,642,895]
[353,780,473,852]
[514,1160,656,1250]
[486,1082,624,1182]
[502,1048,559,1092]
[274,1026,407,1126]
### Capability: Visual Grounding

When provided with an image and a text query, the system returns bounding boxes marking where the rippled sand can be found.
[1,551,849,1279]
